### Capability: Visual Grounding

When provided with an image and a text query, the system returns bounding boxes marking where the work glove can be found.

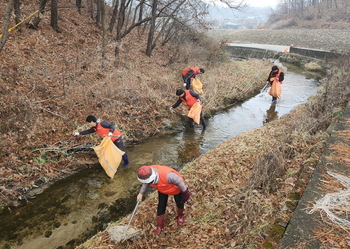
[196,99,200,102]
[73,132,79,136]
[266,81,269,84]
[183,83,186,88]
[108,132,113,136]
[181,188,191,203]
[169,107,175,113]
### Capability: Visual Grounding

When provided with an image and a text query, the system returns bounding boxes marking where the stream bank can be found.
[0,60,323,249]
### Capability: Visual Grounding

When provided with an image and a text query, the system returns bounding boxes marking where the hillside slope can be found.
[0,1,269,206]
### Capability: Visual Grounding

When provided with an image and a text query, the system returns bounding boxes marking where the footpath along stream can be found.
[0,61,322,249]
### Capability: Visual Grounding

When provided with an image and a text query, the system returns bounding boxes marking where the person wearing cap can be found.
[182,66,205,90]
[267,65,284,103]
[73,115,129,167]
[137,165,191,235]
[170,89,207,130]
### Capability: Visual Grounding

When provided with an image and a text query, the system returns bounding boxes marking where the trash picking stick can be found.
[125,200,141,231]
[261,82,269,92]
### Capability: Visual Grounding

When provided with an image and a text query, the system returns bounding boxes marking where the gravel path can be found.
[207,29,350,52]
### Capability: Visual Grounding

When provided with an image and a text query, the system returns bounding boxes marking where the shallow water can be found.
[0,61,321,249]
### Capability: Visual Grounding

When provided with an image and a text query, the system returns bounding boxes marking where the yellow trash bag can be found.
[188,102,202,124]
[93,137,125,179]
[268,80,282,99]
[191,78,203,94]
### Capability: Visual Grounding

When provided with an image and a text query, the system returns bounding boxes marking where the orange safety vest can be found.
[94,121,121,142]
[269,70,283,84]
[182,66,200,77]
[150,165,184,196]
[180,90,197,108]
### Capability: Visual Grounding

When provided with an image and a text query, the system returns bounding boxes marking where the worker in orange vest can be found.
[137,165,191,235]
[267,65,284,103]
[170,89,207,130]
[182,66,205,90]
[73,115,129,167]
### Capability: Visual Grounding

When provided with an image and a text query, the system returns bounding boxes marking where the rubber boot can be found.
[155,215,165,235]
[202,120,207,131]
[122,154,129,168]
[201,116,207,131]
[177,209,184,225]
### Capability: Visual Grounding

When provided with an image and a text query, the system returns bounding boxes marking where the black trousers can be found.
[113,137,125,151]
[157,191,184,216]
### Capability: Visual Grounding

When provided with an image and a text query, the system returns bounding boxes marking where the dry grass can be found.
[76,55,350,248]
[0,1,272,206]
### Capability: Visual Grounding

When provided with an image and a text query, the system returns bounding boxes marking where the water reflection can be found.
[263,103,279,124]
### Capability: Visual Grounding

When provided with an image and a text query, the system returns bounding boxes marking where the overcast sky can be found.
[207,0,279,8]
[246,0,278,7]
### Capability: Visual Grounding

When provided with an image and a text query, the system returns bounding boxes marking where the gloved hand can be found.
[183,83,186,88]
[108,132,113,136]
[73,132,79,136]
[266,81,269,84]
[169,107,174,113]
[196,99,200,102]
[181,188,191,203]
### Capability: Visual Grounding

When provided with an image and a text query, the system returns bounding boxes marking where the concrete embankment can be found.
[280,101,350,248]
[225,44,341,71]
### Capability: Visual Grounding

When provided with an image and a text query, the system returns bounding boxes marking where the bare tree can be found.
[101,0,107,66]
[14,0,22,33]
[145,0,157,56]
[51,0,59,31]
[0,0,15,52]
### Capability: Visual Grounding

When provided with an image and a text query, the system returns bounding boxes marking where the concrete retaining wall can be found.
[224,46,283,60]
[279,101,350,248]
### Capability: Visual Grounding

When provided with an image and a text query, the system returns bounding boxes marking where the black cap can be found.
[176,89,185,96]
[86,115,97,122]
[272,66,279,71]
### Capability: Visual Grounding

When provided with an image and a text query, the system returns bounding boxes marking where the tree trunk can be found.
[96,0,101,28]
[51,0,59,31]
[14,0,22,33]
[145,0,157,57]
[0,0,15,52]
[39,0,48,13]
[108,0,119,32]
[101,0,107,67]
[76,0,82,14]
[114,0,127,64]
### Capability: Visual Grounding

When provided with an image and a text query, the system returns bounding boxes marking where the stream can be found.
[0,61,322,249]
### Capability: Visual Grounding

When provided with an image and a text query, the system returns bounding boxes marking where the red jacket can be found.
[150,165,184,195]
[180,90,198,108]
[94,121,121,142]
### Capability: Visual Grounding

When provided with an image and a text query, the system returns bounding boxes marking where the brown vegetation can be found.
[77,55,350,248]
[0,1,269,207]
[265,0,350,30]
[1,0,350,248]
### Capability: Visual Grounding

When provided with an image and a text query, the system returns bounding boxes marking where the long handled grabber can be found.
[261,82,269,92]
[125,200,141,231]
[107,200,141,243]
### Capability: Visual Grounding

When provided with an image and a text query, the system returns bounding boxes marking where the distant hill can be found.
[207,5,273,29]
[263,0,350,29]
